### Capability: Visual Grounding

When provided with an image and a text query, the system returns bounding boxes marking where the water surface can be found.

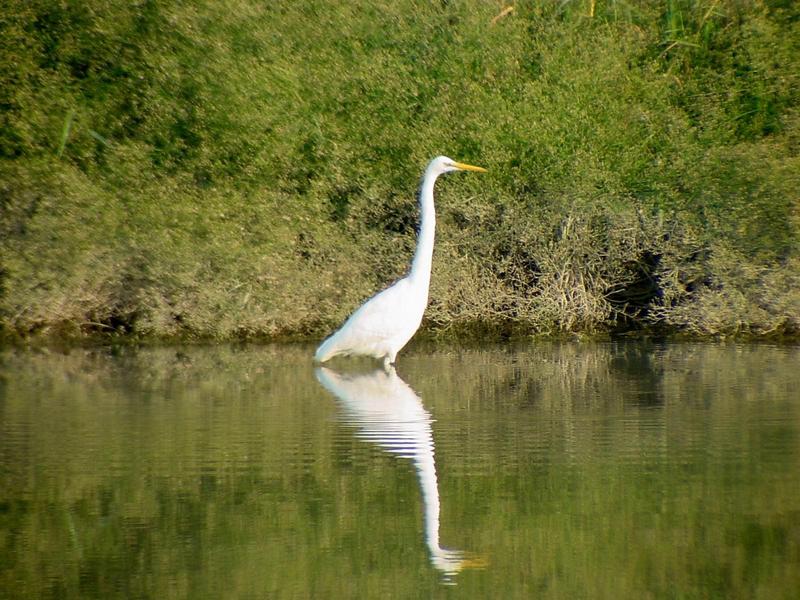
[1,342,799,598]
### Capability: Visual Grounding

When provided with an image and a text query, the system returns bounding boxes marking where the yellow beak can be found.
[452,161,488,173]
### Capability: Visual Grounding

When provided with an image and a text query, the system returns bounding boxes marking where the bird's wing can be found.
[315,277,425,362]
[342,279,416,340]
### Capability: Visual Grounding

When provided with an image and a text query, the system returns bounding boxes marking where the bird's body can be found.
[315,156,486,368]
[315,276,426,366]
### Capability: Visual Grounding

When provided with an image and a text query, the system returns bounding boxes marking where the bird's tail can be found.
[314,334,338,363]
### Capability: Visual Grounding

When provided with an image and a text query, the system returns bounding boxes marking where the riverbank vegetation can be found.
[1,1,798,342]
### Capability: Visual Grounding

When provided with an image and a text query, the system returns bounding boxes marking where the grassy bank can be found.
[1,0,799,342]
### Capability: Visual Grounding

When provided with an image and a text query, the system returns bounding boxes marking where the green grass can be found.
[1,0,798,341]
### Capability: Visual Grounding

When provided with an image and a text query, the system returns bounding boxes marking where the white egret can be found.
[314,156,487,368]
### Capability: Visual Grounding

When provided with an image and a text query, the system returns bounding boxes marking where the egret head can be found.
[429,155,487,176]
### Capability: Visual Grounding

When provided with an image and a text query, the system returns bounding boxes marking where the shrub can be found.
[1,1,798,340]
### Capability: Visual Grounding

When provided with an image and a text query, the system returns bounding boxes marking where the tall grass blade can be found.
[57,109,75,158]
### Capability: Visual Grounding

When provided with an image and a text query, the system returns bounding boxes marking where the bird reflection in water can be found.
[315,366,486,583]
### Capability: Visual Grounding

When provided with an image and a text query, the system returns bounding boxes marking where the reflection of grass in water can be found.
[408,342,800,598]
[1,2,799,342]
[1,343,799,597]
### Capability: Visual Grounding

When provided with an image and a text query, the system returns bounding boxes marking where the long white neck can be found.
[409,168,438,287]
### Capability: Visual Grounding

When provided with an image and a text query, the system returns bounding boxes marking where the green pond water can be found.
[1,341,799,598]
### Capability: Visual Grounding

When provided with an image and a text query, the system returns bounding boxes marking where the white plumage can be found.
[314,156,486,368]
